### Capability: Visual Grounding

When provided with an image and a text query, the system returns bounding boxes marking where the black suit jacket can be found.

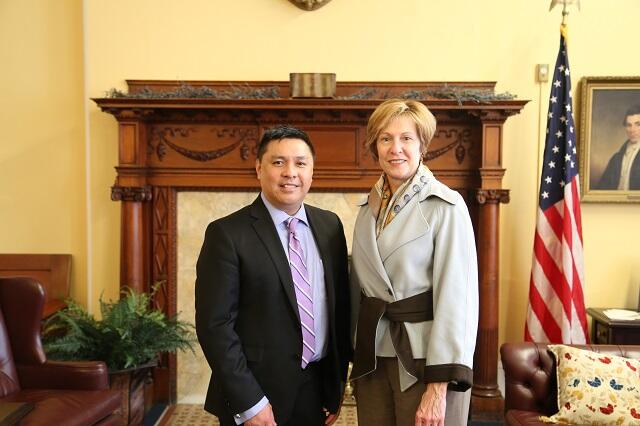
[195,196,351,423]
[597,140,640,190]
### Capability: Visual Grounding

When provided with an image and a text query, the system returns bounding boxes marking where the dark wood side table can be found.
[587,308,640,344]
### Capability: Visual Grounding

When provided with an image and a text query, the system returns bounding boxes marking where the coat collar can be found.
[355,177,459,276]
[360,171,458,208]
[353,206,393,292]
[376,195,429,262]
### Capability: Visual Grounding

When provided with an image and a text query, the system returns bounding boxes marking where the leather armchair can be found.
[0,277,122,426]
[501,341,640,425]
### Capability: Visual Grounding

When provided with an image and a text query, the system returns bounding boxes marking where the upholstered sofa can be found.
[501,341,640,425]
[0,277,122,426]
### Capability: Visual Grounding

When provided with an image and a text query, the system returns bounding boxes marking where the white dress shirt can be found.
[618,141,640,190]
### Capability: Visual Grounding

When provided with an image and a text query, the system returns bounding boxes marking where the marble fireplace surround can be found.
[94,80,526,419]
[176,191,365,402]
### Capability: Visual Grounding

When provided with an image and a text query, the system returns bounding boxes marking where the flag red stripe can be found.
[571,178,583,242]
[524,324,532,342]
[571,265,589,340]
[533,228,573,318]
[544,204,563,241]
[567,180,588,340]
[528,274,563,342]
[563,208,573,252]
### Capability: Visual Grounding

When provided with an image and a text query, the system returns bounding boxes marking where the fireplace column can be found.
[469,111,513,420]
[111,185,151,293]
[471,189,509,419]
[110,115,152,294]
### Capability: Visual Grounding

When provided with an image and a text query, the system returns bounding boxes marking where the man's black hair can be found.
[256,125,315,161]
[623,105,640,125]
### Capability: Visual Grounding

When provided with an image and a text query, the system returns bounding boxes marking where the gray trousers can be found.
[353,357,470,426]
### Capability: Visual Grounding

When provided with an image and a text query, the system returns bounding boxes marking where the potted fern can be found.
[43,284,195,424]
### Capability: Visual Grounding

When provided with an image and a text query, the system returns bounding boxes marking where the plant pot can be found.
[109,362,156,426]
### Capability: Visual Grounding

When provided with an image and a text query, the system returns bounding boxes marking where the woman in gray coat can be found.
[350,99,478,426]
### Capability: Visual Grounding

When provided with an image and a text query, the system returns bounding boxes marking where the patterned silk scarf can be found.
[370,164,432,237]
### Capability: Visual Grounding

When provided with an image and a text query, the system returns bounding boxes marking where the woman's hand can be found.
[415,382,447,426]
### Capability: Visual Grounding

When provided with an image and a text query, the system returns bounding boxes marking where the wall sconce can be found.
[288,0,332,11]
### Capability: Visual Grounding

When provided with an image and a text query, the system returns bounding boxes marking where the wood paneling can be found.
[0,254,71,317]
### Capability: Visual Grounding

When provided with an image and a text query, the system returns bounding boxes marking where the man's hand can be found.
[323,406,340,425]
[324,380,349,425]
[245,403,277,426]
[415,382,447,426]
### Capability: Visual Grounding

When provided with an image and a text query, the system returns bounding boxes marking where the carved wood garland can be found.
[94,80,526,420]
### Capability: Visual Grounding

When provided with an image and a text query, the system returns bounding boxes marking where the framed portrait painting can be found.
[579,76,640,202]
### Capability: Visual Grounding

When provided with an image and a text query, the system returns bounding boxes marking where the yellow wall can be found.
[4,0,640,340]
[0,0,87,305]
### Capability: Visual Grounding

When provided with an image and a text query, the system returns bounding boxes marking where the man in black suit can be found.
[195,126,351,426]
[597,105,640,190]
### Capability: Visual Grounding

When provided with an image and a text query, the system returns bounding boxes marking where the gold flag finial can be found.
[549,0,580,25]
[549,0,580,11]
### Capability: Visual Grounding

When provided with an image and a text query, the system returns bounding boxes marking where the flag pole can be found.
[526,0,588,344]
[561,4,568,41]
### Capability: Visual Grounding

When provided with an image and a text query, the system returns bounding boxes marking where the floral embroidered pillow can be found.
[541,345,640,425]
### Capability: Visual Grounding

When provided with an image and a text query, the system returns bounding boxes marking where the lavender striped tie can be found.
[287,217,315,368]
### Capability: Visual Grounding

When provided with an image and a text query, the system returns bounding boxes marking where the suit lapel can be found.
[353,206,393,290]
[250,197,300,322]
[377,196,429,262]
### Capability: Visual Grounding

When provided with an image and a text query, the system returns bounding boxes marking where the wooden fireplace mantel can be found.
[94,80,527,419]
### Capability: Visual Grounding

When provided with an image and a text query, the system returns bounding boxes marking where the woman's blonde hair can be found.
[365,99,437,160]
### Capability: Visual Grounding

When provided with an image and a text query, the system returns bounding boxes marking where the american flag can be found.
[525,27,588,344]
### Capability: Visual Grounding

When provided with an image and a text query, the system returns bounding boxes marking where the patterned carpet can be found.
[156,404,503,425]
[159,404,358,425]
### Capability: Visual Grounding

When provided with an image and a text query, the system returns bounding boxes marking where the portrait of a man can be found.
[594,105,640,190]
[581,78,640,201]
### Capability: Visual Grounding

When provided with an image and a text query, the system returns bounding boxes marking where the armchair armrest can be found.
[17,360,110,390]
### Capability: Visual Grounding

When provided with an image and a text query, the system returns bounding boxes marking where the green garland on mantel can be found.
[338,85,516,105]
[106,84,280,100]
[106,83,516,105]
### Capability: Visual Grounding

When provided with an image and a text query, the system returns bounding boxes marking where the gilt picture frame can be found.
[579,76,640,202]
